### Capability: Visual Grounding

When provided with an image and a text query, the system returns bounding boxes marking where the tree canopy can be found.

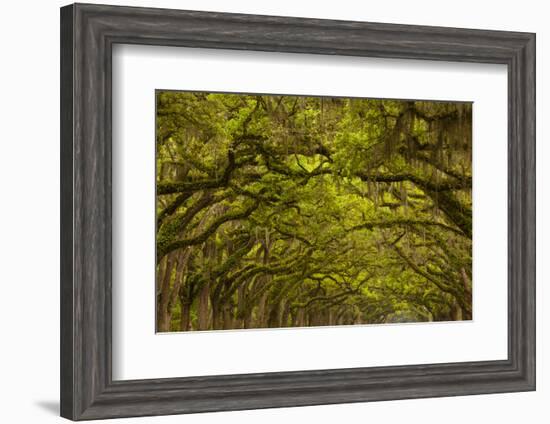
[155,91,472,332]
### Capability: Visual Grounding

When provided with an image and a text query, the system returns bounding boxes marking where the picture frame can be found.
[60,3,535,421]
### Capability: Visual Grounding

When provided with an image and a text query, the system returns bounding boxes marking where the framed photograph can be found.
[60,3,536,420]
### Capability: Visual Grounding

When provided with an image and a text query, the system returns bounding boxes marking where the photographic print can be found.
[61,6,536,418]
[156,91,472,332]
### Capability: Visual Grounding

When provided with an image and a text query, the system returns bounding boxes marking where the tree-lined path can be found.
[155,92,472,332]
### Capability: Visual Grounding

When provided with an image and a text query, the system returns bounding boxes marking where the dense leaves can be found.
[155,91,472,332]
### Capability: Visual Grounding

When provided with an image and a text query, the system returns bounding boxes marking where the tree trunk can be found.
[267,302,282,328]
[328,309,334,326]
[451,302,463,321]
[180,301,191,331]
[296,307,305,327]
[235,282,248,329]
[281,302,290,327]
[256,292,268,328]
[223,305,234,329]
[211,301,221,330]
[197,283,210,330]
[243,306,253,329]
[460,267,473,319]
[166,250,191,330]
[157,254,175,332]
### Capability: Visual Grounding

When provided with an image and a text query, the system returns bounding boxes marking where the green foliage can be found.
[155,91,472,332]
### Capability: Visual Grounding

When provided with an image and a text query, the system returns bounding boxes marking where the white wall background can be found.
[0,0,545,423]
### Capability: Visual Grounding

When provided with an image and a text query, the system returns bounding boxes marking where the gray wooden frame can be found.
[60,3,536,421]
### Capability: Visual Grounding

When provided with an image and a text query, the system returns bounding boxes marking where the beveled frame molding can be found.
[60,3,535,420]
